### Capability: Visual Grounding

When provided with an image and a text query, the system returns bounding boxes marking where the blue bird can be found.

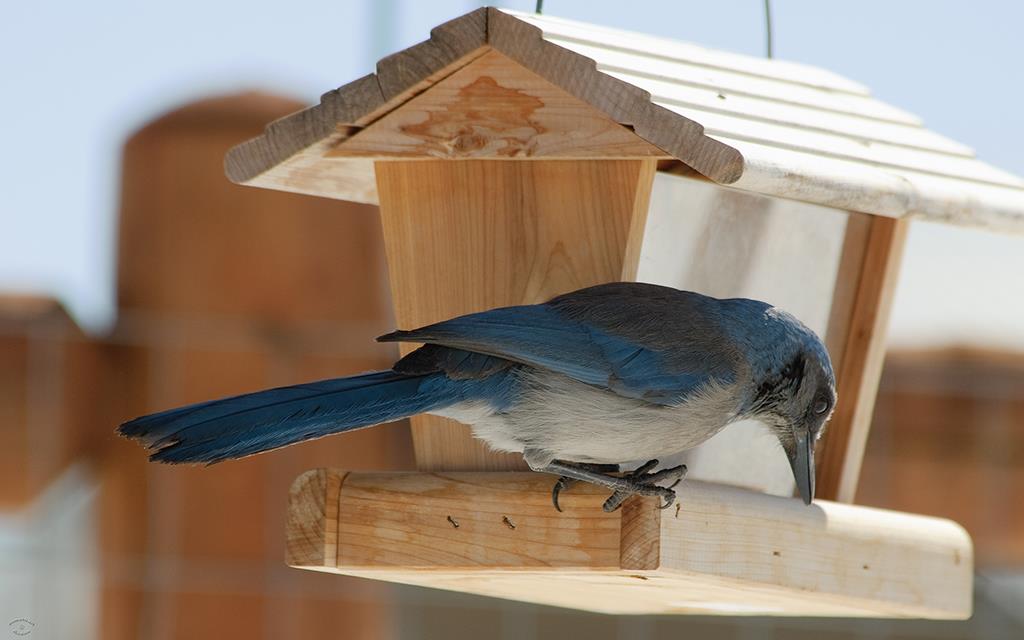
[119,282,836,511]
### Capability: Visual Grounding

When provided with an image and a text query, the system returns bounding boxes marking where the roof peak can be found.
[225,7,1024,233]
[225,7,742,188]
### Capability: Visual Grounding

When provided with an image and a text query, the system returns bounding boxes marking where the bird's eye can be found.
[813,399,830,415]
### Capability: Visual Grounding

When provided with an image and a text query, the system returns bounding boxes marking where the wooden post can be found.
[819,213,909,502]
[375,159,657,470]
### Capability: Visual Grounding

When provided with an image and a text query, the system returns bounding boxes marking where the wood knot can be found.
[452,133,487,152]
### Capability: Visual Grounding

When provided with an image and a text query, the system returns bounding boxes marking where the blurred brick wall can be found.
[96,92,416,640]
[0,92,415,640]
[0,297,103,508]
[96,321,410,640]
[858,347,1024,568]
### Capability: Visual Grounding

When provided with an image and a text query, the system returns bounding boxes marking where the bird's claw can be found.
[602,461,688,513]
[550,459,687,513]
[552,476,570,512]
[551,463,621,512]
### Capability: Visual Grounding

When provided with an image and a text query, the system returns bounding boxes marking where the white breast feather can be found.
[428,368,743,465]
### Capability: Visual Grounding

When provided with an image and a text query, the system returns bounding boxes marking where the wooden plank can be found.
[375,159,657,471]
[893,171,1024,232]
[225,74,386,186]
[823,213,873,363]
[618,492,661,570]
[288,470,973,618]
[619,160,658,282]
[722,137,1024,229]
[331,50,670,160]
[818,214,909,502]
[286,469,346,569]
[242,148,380,205]
[657,102,1021,189]
[659,480,970,617]
[337,471,631,569]
[225,8,489,186]
[487,8,743,184]
[544,37,920,126]
[226,8,743,198]
[374,7,488,102]
[508,10,872,96]
[602,69,973,157]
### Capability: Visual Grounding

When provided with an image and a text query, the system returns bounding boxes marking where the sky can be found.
[1,0,1022,347]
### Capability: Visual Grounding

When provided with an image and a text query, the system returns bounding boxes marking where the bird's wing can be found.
[378,287,739,405]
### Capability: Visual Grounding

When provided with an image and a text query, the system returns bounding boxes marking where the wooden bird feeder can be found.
[225,8,1024,618]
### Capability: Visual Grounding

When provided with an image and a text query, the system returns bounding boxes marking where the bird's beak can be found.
[787,429,815,505]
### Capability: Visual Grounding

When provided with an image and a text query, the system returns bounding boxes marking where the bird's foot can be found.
[545,459,687,513]
[551,463,620,512]
[601,460,687,512]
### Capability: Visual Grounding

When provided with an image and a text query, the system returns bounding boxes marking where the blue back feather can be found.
[119,370,509,464]
[379,283,740,405]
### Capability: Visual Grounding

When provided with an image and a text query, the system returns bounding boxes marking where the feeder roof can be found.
[226,7,1024,233]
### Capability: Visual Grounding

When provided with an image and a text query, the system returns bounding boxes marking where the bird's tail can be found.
[118,370,474,464]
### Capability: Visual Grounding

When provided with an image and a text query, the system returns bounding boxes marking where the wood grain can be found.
[225,9,489,186]
[511,10,1024,232]
[620,159,658,282]
[374,7,488,103]
[285,469,346,569]
[224,9,742,202]
[224,74,386,187]
[618,494,661,570]
[660,480,970,617]
[487,8,743,183]
[375,159,657,471]
[507,10,874,96]
[818,214,909,502]
[337,472,626,569]
[332,50,669,160]
[288,470,973,618]
[823,212,873,364]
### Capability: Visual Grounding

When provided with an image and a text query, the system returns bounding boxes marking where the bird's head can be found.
[747,309,836,505]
